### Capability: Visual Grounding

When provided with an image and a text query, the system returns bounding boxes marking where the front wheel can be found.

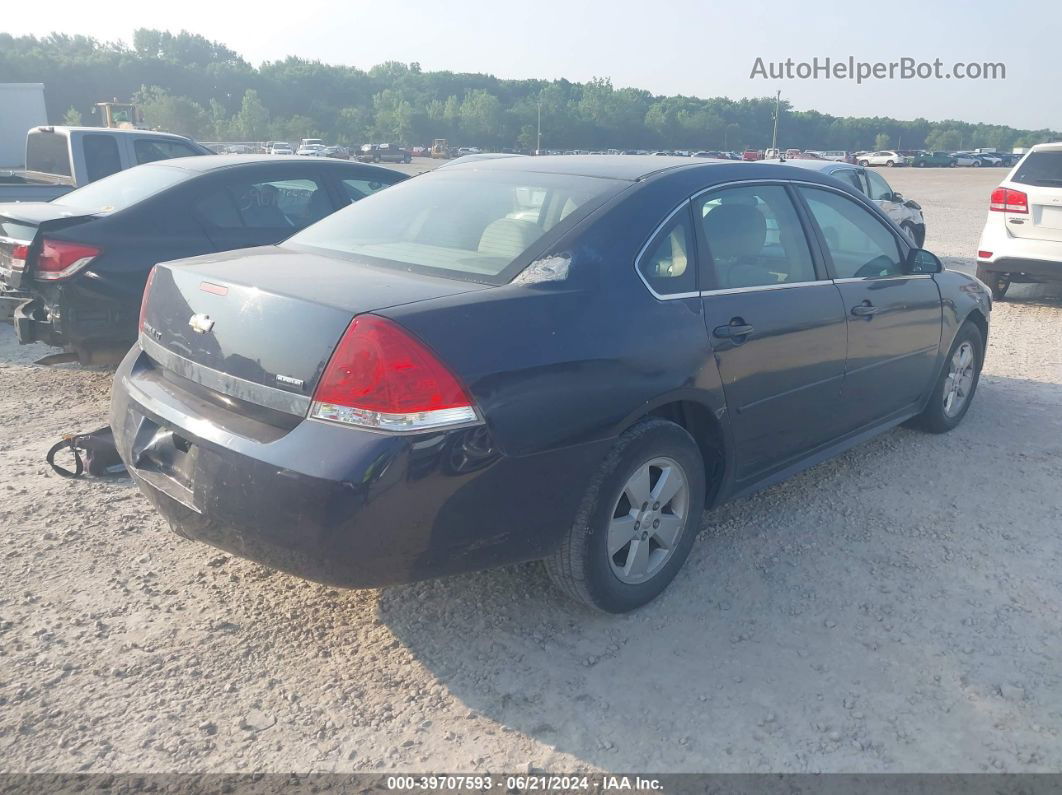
[885,160,895,167]
[544,419,706,613]
[859,160,870,167]
[901,222,925,248]
[972,160,981,167]
[910,322,984,434]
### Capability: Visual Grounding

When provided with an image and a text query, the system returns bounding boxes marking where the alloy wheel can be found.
[607,457,689,584]
[943,341,976,417]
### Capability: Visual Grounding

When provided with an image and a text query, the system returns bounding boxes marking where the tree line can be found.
[0,30,1056,152]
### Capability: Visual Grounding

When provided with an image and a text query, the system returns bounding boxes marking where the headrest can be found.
[703,203,767,261]
[478,218,541,260]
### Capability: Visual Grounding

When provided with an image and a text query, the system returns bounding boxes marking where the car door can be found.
[192,165,336,250]
[796,185,942,432]
[694,182,848,481]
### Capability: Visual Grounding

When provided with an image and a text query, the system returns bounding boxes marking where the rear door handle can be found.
[850,301,880,318]
[713,321,755,339]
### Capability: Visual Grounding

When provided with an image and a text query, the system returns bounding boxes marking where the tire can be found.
[544,418,706,613]
[885,160,895,167]
[972,160,981,168]
[977,266,1010,301]
[901,222,925,248]
[916,161,925,168]
[859,160,870,167]
[910,321,984,434]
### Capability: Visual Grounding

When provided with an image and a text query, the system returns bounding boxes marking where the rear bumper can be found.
[978,219,1062,281]
[976,258,1062,282]
[111,345,610,588]
[0,293,56,345]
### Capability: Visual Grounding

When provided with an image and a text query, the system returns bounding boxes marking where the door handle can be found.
[850,301,880,318]
[713,320,755,339]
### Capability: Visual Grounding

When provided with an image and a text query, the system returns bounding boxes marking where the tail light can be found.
[310,314,478,432]
[34,239,101,280]
[977,250,993,259]
[10,243,29,273]
[139,266,157,334]
[990,187,1028,214]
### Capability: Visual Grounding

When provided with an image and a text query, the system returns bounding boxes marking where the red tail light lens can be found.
[10,244,29,273]
[34,239,101,280]
[990,187,1028,214]
[310,314,478,432]
[139,266,157,334]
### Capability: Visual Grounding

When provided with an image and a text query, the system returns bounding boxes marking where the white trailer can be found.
[0,84,48,168]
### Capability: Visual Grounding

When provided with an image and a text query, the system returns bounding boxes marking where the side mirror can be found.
[907,248,943,274]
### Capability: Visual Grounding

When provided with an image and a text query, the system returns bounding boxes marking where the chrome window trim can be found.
[140,333,312,417]
[633,177,920,302]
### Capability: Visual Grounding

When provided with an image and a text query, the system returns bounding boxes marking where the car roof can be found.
[759,159,854,174]
[33,126,195,141]
[145,154,371,172]
[441,154,724,181]
[1031,142,1062,152]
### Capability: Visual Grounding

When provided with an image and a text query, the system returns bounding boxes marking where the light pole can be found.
[771,90,781,153]
[536,102,542,154]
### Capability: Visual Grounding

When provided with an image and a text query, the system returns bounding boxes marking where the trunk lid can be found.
[0,203,98,289]
[140,245,490,412]
[1007,150,1062,243]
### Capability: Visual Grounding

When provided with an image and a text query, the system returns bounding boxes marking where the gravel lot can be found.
[2,165,1061,774]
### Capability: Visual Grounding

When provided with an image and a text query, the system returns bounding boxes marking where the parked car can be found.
[816,150,854,163]
[976,142,1062,300]
[358,144,412,164]
[910,151,956,168]
[0,156,406,361]
[297,144,327,157]
[0,126,211,203]
[269,143,295,155]
[975,149,1020,167]
[323,146,350,160]
[742,149,763,161]
[950,152,982,167]
[771,158,928,246]
[857,150,908,167]
[111,155,989,612]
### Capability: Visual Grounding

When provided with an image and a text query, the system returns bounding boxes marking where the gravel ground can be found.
[2,166,1061,774]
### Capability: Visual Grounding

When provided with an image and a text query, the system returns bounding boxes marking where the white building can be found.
[0,83,48,168]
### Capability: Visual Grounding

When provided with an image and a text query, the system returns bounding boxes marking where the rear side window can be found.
[287,170,623,283]
[865,170,894,201]
[25,131,71,176]
[51,163,192,214]
[832,169,865,194]
[697,184,816,289]
[83,135,122,183]
[800,187,903,279]
[134,139,201,164]
[1011,152,1062,188]
[637,206,695,296]
[195,177,332,230]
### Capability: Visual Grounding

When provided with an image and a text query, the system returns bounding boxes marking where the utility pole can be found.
[771,90,781,152]
[536,102,542,154]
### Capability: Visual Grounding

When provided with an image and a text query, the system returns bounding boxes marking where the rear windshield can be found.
[1012,151,1062,187]
[287,169,624,283]
[25,131,71,177]
[52,163,193,215]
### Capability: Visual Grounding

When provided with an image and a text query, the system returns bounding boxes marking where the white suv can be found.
[976,142,1062,299]
[857,150,908,167]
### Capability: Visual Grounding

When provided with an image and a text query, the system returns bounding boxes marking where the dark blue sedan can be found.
[111,156,991,612]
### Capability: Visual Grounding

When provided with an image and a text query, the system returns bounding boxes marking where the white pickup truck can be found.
[0,126,211,203]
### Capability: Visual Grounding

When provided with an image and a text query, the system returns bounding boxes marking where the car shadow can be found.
[376,373,1062,772]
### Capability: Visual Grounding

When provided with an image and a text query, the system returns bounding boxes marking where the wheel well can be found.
[646,401,726,504]
[965,308,989,350]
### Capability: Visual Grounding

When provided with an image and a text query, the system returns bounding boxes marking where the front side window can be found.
[195,177,331,230]
[288,170,623,283]
[83,135,122,183]
[340,176,403,204]
[865,170,894,202]
[800,187,903,279]
[697,184,816,289]
[831,169,865,194]
[134,138,201,164]
[637,207,695,296]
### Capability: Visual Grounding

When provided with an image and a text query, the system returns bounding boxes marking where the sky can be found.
[6,0,1061,130]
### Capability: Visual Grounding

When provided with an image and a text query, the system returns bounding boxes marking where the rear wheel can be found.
[885,160,895,167]
[545,419,706,613]
[977,266,1010,300]
[910,322,984,434]
[859,160,870,167]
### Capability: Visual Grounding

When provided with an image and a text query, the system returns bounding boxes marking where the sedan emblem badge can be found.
[188,313,215,334]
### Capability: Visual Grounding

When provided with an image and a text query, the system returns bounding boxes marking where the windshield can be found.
[1012,151,1062,187]
[287,169,624,283]
[52,163,193,215]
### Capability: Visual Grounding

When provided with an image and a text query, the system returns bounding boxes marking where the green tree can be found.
[235,89,269,140]
[133,86,208,137]
[62,106,83,126]
[873,132,892,150]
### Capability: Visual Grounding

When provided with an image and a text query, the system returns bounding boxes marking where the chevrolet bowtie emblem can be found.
[188,313,215,334]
